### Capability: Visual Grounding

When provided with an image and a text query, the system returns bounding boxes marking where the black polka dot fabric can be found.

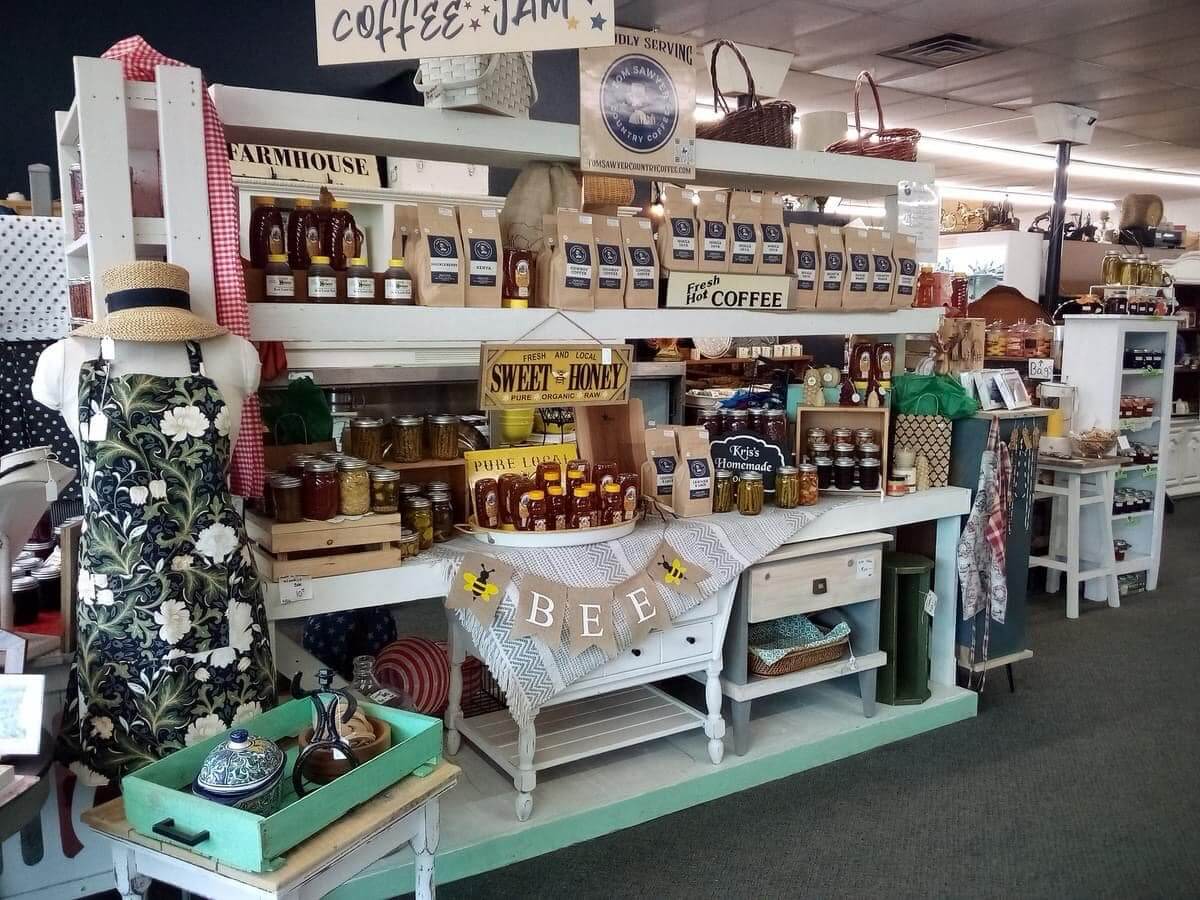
[1,340,81,501]
[0,216,69,341]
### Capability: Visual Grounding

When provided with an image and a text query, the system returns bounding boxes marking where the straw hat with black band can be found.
[73,261,228,342]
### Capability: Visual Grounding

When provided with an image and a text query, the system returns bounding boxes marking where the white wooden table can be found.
[80,762,458,900]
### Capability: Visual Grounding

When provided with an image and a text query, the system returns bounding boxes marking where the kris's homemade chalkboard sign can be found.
[710,433,788,492]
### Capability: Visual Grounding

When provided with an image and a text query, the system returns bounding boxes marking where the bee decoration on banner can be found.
[658,555,688,586]
[464,564,499,601]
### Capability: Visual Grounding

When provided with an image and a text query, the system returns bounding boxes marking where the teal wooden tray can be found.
[122,699,442,872]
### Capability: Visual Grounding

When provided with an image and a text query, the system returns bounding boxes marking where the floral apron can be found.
[57,341,276,786]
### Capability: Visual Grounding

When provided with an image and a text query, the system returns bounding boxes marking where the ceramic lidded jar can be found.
[191,728,286,816]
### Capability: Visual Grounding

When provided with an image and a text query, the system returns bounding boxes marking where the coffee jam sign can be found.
[710,434,787,492]
[314,0,615,64]
[479,343,632,410]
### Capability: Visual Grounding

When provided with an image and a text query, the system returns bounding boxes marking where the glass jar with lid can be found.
[713,469,736,513]
[287,454,317,477]
[348,417,385,465]
[428,414,460,460]
[798,463,819,506]
[369,468,401,514]
[833,457,856,491]
[302,460,339,521]
[307,256,337,301]
[859,458,881,491]
[427,490,455,543]
[724,409,749,435]
[815,456,834,489]
[763,408,787,444]
[271,474,303,523]
[403,496,434,550]
[389,415,425,463]
[337,457,370,517]
[383,258,415,305]
[737,471,764,516]
[264,254,294,300]
[345,257,375,303]
[399,527,420,559]
[774,466,800,509]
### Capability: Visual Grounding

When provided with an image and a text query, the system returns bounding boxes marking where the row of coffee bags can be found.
[397,202,506,308]
[790,224,918,310]
[642,424,713,518]
[658,186,789,277]
[534,210,661,310]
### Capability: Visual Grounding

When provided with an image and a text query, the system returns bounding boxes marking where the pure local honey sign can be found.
[479,343,632,410]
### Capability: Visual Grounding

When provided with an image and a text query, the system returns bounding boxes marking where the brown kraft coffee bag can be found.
[642,426,679,508]
[758,193,787,276]
[548,210,596,310]
[697,190,729,273]
[672,426,713,517]
[412,203,464,307]
[728,191,761,274]
[592,215,625,309]
[816,224,845,308]
[842,227,873,308]
[870,229,896,306]
[788,224,819,309]
[656,185,698,273]
[621,216,659,309]
[459,205,503,308]
[892,232,918,307]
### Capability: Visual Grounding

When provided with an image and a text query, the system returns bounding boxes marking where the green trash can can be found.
[878,551,933,705]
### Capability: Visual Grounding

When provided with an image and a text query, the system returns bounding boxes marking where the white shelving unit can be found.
[1060,316,1178,591]
[55,57,214,322]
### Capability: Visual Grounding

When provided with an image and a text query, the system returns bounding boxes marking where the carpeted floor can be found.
[442,499,1200,899]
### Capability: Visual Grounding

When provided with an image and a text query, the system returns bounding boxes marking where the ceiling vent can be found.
[880,33,1005,68]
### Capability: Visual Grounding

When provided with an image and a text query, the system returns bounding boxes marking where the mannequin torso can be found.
[33,335,260,451]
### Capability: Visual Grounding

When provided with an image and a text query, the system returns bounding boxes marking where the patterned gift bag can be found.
[892,394,952,487]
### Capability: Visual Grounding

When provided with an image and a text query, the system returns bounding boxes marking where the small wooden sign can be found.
[227,143,380,188]
[313,0,616,66]
[710,433,788,492]
[479,343,633,410]
[663,272,794,310]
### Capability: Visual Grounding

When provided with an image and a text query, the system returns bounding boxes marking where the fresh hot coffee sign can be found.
[479,343,632,410]
[313,0,615,64]
[664,271,795,310]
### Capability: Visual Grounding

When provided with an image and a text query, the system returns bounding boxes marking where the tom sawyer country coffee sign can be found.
[663,271,795,310]
[227,143,381,188]
[710,434,787,492]
[313,0,615,65]
[580,27,696,179]
[479,343,632,410]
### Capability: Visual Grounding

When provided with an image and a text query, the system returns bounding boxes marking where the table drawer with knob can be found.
[661,620,714,663]
[747,537,886,623]
[601,635,663,676]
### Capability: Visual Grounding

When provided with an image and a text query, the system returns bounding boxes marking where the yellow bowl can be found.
[497,409,535,444]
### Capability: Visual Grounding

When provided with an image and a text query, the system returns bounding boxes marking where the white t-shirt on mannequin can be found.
[32,335,260,452]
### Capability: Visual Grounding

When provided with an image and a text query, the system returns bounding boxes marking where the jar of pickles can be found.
[302,460,339,521]
[348,418,386,465]
[398,528,420,559]
[737,471,764,516]
[403,496,434,550]
[774,466,800,509]
[337,457,370,517]
[713,469,736,513]
[271,475,303,523]
[390,415,425,463]
[798,463,819,506]
[427,490,454,543]
[370,468,401,514]
[428,414,459,460]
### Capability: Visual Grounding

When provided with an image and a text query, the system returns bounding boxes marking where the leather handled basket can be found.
[825,70,920,162]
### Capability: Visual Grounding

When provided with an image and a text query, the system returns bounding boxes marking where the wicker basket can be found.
[696,41,796,149]
[824,71,920,162]
[749,634,849,677]
[582,175,636,212]
[414,53,538,118]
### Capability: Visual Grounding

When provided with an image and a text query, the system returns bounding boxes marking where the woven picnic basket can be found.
[825,70,920,162]
[696,41,795,149]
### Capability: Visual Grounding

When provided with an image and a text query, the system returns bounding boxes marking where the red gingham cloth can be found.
[983,419,1010,567]
[102,36,265,498]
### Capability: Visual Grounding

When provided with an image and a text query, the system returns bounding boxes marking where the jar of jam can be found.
[11,576,39,627]
[547,485,568,530]
[725,409,749,435]
[806,427,827,450]
[859,458,882,491]
[265,254,294,300]
[854,428,877,448]
[399,528,420,559]
[833,442,857,462]
[570,487,596,529]
[403,496,434,550]
[600,483,623,525]
[695,408,721,436]
[348,418,385,465]
[249,196,285,269]
[833,457,856,491]
[748,408,765,436]
[307,256,337,301]
[425,480,451,496]
[503,248,535,304]
[271,474,303,523]
[536,461,562,492]
[370,468,401,514]
[774,466,800,509]
[383,258,415,305]
[259,470,278,517]
[325,200,361,271]
[565,459,590,492]
[287,454,316,477]
[763,408,787,445]
[390,415,425,463]
[713,469,736,513]
[511,477,537,531]
[858,442,882,466]
[338,457,370,517]
[831,427,853,446]
[808,440,831,464]
[428,490,454,543]
[345,257,375,303]
[287,198,319,269]
[474,477,501,528]
[737,471,764,516]
[428,414,460,460]
[798,463,819,506]
[526,490,549,532]
[497,473,522,527]
[618,472,640,521]
[593,461,619,489]
[302,460,339,521]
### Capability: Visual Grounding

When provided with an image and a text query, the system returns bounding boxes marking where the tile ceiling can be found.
[616,0,1200,201]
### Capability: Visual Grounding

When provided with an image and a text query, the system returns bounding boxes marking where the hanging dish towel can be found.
[101,36,266,498]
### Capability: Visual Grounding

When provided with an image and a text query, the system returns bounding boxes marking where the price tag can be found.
[924,589,938,617]
[1118,435,1132,451]
[86,412,109,442]
[100,336,116,361]
[278,575,313,605]
[601,347,613,365]
[855,556,875,579]
[1028,358,1054,380]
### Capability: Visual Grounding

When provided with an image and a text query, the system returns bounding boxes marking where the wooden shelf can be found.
[687,355,812,367]
[378,458,465,472]
[721,651,887,702]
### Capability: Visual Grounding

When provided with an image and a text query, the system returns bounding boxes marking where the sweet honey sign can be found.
[314,0,616,65]
[479,343,632,410]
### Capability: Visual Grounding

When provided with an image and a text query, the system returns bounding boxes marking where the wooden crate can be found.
[573,398,646,476]
[245,510,406,579]
[793,405,889,497]
[121,699,442,873]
